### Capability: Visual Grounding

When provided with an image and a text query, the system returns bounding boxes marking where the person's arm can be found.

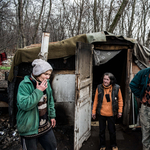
[48,83,56,127]
[129,72,142,98]
[117,88,123,118]
[17,82,43,111]
[92,88,98,119]
[51,119,56,128]
[17,79,48,111]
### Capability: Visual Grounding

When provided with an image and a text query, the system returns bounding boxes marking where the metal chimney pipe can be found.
[38,32,50,61]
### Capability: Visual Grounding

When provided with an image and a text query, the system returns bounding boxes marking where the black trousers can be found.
[21,129,57,150]
[99,115,117,148]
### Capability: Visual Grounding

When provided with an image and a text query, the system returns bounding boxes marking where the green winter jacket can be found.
[16,75,56,136]
[130,68,150,100]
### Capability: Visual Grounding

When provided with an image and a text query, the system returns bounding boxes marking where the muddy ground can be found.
[0,107,143,150]
[0,108,74,150]
[81,123,142,150]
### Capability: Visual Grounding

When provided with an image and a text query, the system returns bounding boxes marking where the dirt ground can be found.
[81,122,142,150]
[0,108,142,150]
[0,108,74,150]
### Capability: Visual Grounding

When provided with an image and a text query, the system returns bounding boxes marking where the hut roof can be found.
[8,31,150,82]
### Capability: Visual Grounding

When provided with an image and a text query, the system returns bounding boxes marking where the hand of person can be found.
[51,119,56,128]
[117,112,122,118]
[36,79,48,91]
[92,114,96,120]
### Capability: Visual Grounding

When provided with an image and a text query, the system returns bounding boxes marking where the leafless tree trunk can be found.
[18,0,26,48]
[141,0,150,45]
[106,0,114,31]
[127,0,136,37]
[109,0,129,33]
[136,15,143,43]
[146,30,150,48]
[32,0,45,44]
[93,0,97,32]
[65,1,77,37]
[100,0,104,31]
[121,11,125,35]
[43,0,52,32]
[74,0,85,35]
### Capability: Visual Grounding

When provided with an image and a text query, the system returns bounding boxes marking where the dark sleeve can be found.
[47,83,56,119]
[129,71,142,98]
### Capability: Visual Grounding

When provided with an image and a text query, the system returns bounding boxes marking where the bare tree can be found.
[1,0,150,52]
[74,0,86,35]
[0,0,18,52]
[100,0,104,31]
[18,0,26,48]
[127,0,136,37]
[141,0,150,45]
[106,0,115,31]
[93,0,97,32]
[43,0,52,32]
[146,30,150,48]
[32,0,45,44]
[109,0,129,33]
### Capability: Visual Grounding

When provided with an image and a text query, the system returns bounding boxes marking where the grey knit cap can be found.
[32,59,53,76]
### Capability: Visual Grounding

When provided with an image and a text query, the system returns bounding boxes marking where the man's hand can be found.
[36,79,48,91]
[117,112,122,118]
[92,114,96,120]
[51,119,56,128]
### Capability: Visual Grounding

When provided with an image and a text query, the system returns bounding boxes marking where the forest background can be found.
[0,0,150,56]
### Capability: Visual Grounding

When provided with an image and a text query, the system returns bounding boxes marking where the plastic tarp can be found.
[133,43,150,69]
[8,32,106,82]
[94,50,121,66]
[8,31,150,82]
[8,34,87,82]
[104,31,150,68]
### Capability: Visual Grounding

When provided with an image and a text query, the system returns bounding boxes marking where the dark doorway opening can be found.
[92,49,127,123]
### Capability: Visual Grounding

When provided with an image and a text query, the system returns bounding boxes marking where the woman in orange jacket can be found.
[92,72,123,150]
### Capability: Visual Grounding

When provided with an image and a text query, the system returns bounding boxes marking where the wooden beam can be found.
[94,36,134,48]
[123,49,133,126]
[94,45,129,50]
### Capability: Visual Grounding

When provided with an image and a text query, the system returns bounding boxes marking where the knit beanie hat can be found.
[32,59,53,76]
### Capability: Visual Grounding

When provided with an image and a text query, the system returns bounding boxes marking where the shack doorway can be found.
[92,49,127,123]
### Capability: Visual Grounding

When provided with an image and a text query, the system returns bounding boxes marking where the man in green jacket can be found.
[130,67,150,150]
[17,59,57,150]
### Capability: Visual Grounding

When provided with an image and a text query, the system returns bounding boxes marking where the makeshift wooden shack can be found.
[7,31,150,150]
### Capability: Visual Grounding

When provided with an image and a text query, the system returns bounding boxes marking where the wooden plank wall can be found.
[123,49,133,126]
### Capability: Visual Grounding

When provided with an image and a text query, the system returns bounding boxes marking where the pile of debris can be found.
[0,108,21,150]
[0,108,74,150]
[0,55,13,81]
